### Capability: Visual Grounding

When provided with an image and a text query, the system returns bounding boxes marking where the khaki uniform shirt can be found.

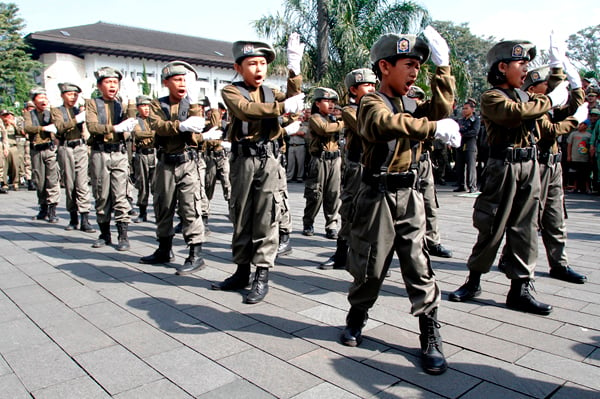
[23,109,53,145]
[51,106,84,142]
[147,99,202,154]
[203,108,224,151]
[342,104,360,156]
[132,117,155,149]
[308,113,344,154]
[85,98,136,144]
[358,66,455,173]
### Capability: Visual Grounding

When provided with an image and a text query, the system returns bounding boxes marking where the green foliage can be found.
[567,24,600,79]
[0,2,43,111]
[141,64,151,95]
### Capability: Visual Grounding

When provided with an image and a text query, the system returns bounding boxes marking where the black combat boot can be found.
[418,308,448,375]
[202,215,211,235]
[448,271,482,302]
[140,236,175,264]
[211,263,251,290]
[428,243,452,258]
[176,243,206,275]
[245,267,269,304]
[34,204,48,221]
[506,278,553,315]
[47,204,59,224]
[65,211,78,231]
[134,205,147,223]
[0,183,7,194]
[80,213,96,233]
[549,266,587,284]
[115,222,130,251]
[319,238,348,270]
[277,232,292,256]
[340,307,368,347]
[92,222,111,248]
[27,179,36,191]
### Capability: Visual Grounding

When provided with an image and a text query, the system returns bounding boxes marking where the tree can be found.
[141,64,151,95]
[254,0,429,98]
[0,3,43,111]
[567,24,600,79]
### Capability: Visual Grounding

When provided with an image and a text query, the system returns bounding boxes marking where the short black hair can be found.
[487,61,507,86]
[372,55,407,80]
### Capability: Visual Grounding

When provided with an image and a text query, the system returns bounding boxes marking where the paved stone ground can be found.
[0,181,599,398]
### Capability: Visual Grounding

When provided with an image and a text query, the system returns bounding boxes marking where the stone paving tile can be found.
[549,307,600,331]
[242,302,319,334]
[516,349,600,391]
[3,342,86,392]
[263,285,322,312]
[221,348,321,398]
[0,271,36,290]
[487,322,595,362]
[113,378,193,399]
[145,346,238,397]
[550,381,600,399]
[0,298,26,324]
[196,379,275,399]
[44,316,116,356]
[373,381,446,398]
[469,304,564,334]
[31,376,111,399]
[181,299,257,331]
[448,349,563,398]
[105,320,183,359]
[123,296,202,330]
[75,300,139,330]
[584,347,600,366]
[0,373,31,399]
[439,306,503,334]
[0,318,51,354]
[297,303,348,327]
[0,356,10,377]
[291,382,361,399]
[363,348,479,398]
[168,322,252,360]
[290,347,397,398]
[229,321,318,361]
[456,381,531,399]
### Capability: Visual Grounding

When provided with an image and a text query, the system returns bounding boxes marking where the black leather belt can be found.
[362,171,419,192]
[207,149,226,158]
[289,143,304,147]
[312,150,340,160]
[232,140,280,158]
[490,146,537,162]
[538,152,561,166]
[92,143,125,153]
[32,141,54,151]
[161,149,197,165]
[419,151,430,162]
[66,138,85,148]
[137,147,155,155]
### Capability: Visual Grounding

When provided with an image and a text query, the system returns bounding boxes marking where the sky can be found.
[18,0,599,51]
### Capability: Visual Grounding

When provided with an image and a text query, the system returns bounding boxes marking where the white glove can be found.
[186,72,201,104]
[284,93,305,114]
[113,118,137,133]
[549,31,566,68]
[546,81,569,107]
[287,32,305,75]
[179,116,205,133]
[202,127,223,140]
[423,26,450,66]
[563,59,582,89]
[284,120,302,135]
[75,111,86,124]
[43,124,57,134]
[221,141,231,151]
[572,102,589,124]
[434,118,460,148]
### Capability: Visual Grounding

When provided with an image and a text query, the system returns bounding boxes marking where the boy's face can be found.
[578,122,589,132]
[61,91,79,108]
[381,58,421,96]
[528,81,548,95]
[33,94,49,111]
[98,78,120,101]
[164,75,187,101]
[351,83,376,102]
[316,99,335,115]
[234,56,268,88]
[137,104,150,118]
[500,60,529,89]
[461,104,474,118]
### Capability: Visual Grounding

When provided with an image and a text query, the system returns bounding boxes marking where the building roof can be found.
[26,22,234,68]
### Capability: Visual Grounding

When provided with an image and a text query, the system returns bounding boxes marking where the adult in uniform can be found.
[454,100,480,193]
[212,34,305,303]
[131,95,156,224]
[449,41,572,314]
[340,28,459,375]
[140,61,212,275]
[86,67,138,250]
[302,87,344,239]
[320,68,376,270]
[24,87,61,223]
[285,108,308,182]
[1,110,24,191]
[18,103,35,191]
[52,82,95,233]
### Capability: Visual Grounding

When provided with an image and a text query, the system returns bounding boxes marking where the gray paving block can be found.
[181,300,257,331]
[242,302,317,334]
[297,304,348,327]
[550,323,600,345]
[0,373,30,399]
[263,287,321,312]
[17,298,81,328]
[0,271,35,290]
[229,321,318,360]
[33,270,82,291]
[550,381,600,399]
[74,345,162,395]
[43,317,115,356]
[105,320,182,358]
[299,288,349,310]
[584,348,600,367]
[290,347,399,398]
[439,306,503,334]
[487,322,595,361]
[196,379,274,399]
[0,298,26,324]
[0,318,51,353]
[549,307,600,331]
[470,301,564,333]
[145,346,238,396]
[3,342,86,392]
[292,382,361,399]
[0,356,11,377]
[75,301,139,329]
[363,348,479,398]
[168,323,251,360]
[374,380,445,399]
[124,296,202,330]
[31,376,110,399]
[516,349,600,391]
[449,349,563,398]
[113,378,193,399]
[221,348,321,398]
[457,381,531,399]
